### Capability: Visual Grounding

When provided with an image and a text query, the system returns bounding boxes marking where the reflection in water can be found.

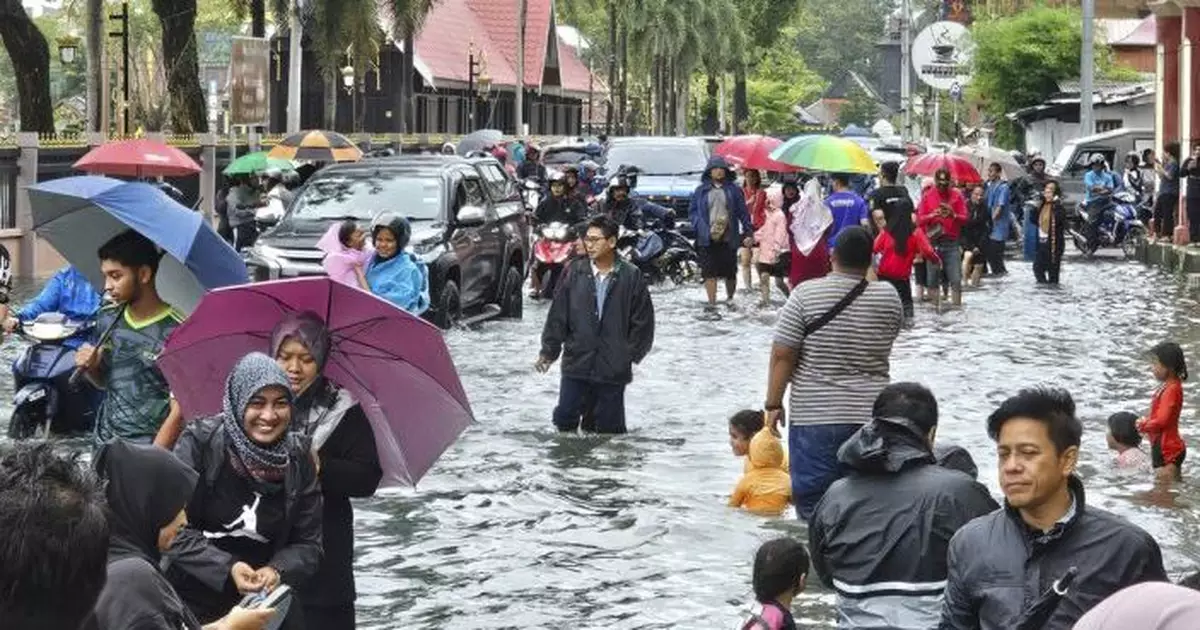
[4,256,1200,627]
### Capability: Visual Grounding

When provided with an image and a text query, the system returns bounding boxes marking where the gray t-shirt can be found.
[708,185,730,241]
[773,273,903,426]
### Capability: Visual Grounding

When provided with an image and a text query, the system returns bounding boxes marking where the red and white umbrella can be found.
[75,138,202,178]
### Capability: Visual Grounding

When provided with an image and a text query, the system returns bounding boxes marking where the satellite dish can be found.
[912,21,975,92]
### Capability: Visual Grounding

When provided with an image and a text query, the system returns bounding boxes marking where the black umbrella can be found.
[1014,566,1078,630]
[456,129,504,156]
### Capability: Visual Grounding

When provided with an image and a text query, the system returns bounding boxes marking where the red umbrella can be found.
[75,138,202,178]
[903,152,982,185]
[713,135,800,172]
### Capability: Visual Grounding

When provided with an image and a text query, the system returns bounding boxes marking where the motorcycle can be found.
[521,179,544,213]
[9,313,100,439]
[616,221,700,285]
[1067,190,1146,258]
[531,222,577,299]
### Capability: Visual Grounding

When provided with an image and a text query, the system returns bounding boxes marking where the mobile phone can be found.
[237,584,293,630]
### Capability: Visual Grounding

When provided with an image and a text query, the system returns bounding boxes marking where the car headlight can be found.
[411,240,443,264]
[543,225,568,240]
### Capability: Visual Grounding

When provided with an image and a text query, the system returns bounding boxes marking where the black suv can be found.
[244,155,530,328]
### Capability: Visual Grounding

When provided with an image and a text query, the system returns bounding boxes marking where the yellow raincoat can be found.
[729,426,792,515]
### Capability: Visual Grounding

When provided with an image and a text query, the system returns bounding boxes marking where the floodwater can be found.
[5,252,1200,628]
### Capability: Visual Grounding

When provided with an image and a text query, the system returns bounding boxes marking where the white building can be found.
[21,0,63,17]
[1006,80,1155,159]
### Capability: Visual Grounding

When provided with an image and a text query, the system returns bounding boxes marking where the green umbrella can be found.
[768,135,878,174]
[222,151,296,176]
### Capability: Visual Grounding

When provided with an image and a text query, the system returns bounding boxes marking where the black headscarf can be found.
[94,440,198,563]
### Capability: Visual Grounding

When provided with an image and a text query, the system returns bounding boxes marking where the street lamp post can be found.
[109,1,130,134]
[342,65,355,133]
[467,42,480,132]
[477,65,492,130]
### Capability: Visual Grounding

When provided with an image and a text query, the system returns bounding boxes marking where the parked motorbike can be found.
[616,221,699,285]
[531,222,577,299]
[9,313,100,439]
[1067,191,1146,258]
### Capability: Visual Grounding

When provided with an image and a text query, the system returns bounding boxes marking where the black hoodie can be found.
[90,440,202,630]
[809,417,998,629]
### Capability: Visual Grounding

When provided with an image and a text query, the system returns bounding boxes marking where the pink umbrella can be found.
[157,277,472,487]
[713,135,801,173]
[75,138,202,178]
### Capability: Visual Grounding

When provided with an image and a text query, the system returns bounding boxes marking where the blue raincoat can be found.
[366,252,430,315]
[687,155,753,249]
[15,266,103,349]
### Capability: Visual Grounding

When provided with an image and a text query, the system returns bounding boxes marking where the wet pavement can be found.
[4,251,1200,628]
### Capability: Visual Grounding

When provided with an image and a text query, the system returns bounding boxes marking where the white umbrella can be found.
[952,145,1025,180]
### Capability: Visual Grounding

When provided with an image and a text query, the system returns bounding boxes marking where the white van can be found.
[1047,128,1155,204]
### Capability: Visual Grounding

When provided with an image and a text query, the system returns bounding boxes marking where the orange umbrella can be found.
[75,138,202,178]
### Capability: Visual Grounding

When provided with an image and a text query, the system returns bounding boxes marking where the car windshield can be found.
[605,143,707,176]
[1051,144,1076,175]
[544,149,592,165]
[290,169,443,222]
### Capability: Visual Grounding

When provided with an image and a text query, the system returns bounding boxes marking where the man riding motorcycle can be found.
[531,173,589,296]
[517,144,547,181]
[561,165,590,203]
[1083,154,1121,241]
[2,265,102,349]
[591,173,672,232]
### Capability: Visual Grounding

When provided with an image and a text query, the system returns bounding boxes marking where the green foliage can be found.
[789,0,891,83]
[743,29,824,134]
[837,86,878,127]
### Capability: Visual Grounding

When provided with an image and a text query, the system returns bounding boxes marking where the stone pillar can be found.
[15,133,38,280]
[1159,14,1183,153]
[198,133,218,223]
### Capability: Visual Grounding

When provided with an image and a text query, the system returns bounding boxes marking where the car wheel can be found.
[433,280,462,330]
[500,265,524,319]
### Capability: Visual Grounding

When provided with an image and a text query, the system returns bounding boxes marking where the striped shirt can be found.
[774,273,902,426]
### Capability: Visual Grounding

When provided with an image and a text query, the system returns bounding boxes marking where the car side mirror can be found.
[456,205,487,226]
[258,215,280,228]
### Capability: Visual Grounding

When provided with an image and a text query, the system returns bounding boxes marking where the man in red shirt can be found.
[916,168,968,311]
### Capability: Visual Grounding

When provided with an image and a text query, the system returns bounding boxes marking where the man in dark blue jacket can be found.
[536,215,655,434]
[688,156,753,318]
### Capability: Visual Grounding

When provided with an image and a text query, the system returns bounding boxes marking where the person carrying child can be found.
[317,220,374,290]
[740,538,808,630]
[1108,411,1149,471]
[1137,342,1187,482]
[729,418,792,516]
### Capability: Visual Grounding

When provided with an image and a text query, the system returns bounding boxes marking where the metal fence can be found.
[0,148,18,230]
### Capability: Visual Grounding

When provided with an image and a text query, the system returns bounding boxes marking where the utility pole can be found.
[515,0,526,136]
[287,0,304,133]
[108,2,130,135]
[900,0,912,142]
[1080,0,1096,138]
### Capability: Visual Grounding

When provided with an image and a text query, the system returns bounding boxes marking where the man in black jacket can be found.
[940,387,1166,630]
[537,215,655,434]
[810,383,998,630]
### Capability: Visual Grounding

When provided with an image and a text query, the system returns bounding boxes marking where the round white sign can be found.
[912,21,974,92]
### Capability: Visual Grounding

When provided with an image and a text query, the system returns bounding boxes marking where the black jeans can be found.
[1034,241,1061,284]
[552,376,627,433]
[1188,195,1200,243]
[985,238,1007,275]
[882,276,913,318]
[1155,194,1178,238]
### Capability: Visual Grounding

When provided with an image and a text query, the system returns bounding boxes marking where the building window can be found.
[1096,119,1123,133]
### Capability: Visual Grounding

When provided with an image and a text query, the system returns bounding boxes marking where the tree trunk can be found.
[618,25,627,134]
[323,73,336,129]
[86,0,104,132]
[0,0,55,132]
[733,63,748,135]
[702,73,718,134]
[403,33,415,134]
[151,0,207,132]
[605,0,615,136]
[669,61,678,135]
[250,0,265,37]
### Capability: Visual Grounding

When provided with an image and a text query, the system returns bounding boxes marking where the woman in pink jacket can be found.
[754,193,791,306]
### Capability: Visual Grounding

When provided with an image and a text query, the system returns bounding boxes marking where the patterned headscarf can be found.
[270,311,332,373]
[221,352,294,483]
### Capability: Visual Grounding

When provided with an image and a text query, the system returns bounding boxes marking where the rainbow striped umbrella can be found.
[768,135,877,174]
[267,130,363,163]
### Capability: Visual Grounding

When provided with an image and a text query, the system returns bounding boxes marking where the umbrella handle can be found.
[1052,566,1078,596]
[67,304,126,389]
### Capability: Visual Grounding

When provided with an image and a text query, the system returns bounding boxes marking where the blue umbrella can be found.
[26,176,247,314]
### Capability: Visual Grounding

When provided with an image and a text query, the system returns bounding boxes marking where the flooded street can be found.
[4,253,1200,628]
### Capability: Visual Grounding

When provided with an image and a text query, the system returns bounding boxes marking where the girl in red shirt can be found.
[1138,341,1188,482]
[873,200,939,320]
[741,169,769,290]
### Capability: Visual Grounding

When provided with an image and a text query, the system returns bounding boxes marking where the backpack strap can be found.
[804,279,869,337]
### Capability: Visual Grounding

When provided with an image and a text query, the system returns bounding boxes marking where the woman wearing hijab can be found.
[271,311,381,629]
[90,440,274,630]
[366,214,430,315]
[166,353,322,628]
[785,177,833,288]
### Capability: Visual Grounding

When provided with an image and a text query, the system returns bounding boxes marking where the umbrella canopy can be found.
[267,130,363,163]
[26,176,247,314]
[157,277,473,487]
[951,145,1025,181]
[456,129,504,156]
[904,152,983,185]
[75,138,202,178]
[713,135,800,172]
[223,151,296,176]
[769,135,877,174]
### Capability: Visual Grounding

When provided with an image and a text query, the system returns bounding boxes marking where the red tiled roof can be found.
[414,0,600,93]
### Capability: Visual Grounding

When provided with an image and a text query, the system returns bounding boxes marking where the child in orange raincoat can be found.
[729,421,792,516]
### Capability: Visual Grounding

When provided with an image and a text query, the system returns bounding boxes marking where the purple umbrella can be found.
[157,277,472,487]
